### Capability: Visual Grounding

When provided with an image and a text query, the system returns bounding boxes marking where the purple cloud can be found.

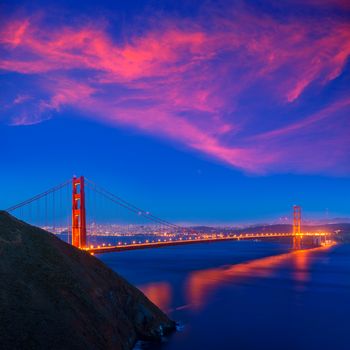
[1,2,349,174]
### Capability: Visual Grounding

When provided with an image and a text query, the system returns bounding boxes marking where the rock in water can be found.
[0,211,175,350]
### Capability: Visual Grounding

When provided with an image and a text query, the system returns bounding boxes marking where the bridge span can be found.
[6,175,330,253]
[86,232,328,254]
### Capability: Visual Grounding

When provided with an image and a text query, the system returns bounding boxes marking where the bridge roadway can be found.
[86,232,327,254]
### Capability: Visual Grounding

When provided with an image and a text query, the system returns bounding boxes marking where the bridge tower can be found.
[293,205,301,235]
[72,176,87,248]
[293,205,301,249]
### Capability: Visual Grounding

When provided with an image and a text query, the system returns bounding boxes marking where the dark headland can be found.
[0,211,175,350]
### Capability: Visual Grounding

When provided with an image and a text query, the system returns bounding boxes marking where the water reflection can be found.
[186,245,334,310]
[135,245,334,314]
[138,281,173,312]
[292,248,309,286]
[102,241,345,350]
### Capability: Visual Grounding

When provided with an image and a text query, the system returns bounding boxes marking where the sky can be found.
[1,0,350,224]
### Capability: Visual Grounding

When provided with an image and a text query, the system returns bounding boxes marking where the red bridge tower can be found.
[72,176,87,248]
[293,205,301,249]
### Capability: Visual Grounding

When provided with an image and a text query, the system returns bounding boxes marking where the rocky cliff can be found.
[0,211,175,350]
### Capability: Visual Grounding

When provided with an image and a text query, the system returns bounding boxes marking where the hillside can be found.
[0,211,175,350]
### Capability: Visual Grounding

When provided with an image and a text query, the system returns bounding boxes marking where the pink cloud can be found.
[13,94,31,105]
[0,4,349,174]
[247,98,350,174]
[254,98,350,141]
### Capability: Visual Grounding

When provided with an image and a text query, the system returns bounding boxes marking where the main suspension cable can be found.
[85,178,185,230]
[6,179,72,212]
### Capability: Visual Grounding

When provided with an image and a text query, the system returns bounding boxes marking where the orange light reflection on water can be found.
[292,248,309,285]
[138,281,173,312]
[186,244,335,310]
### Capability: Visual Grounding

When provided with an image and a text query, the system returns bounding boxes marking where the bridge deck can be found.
[85,232,327,254]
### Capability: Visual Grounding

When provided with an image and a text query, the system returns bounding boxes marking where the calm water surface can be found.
[99,241,350,350]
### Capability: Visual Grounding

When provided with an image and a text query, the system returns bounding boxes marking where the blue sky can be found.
[1,0,349,224]
[1,115,349,224]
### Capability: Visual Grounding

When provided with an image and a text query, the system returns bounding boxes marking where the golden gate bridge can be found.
[5,176,329,254]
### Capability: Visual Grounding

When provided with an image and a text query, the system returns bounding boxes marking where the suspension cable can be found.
[85,178,184,230]
[6,179,72,212]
